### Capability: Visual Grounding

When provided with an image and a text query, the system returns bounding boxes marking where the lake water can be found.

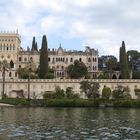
[0,107,140,140]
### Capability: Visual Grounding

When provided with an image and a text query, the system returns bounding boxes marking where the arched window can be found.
[19,57,22,62]
[10,60,14,68]
[30,57,33,61]
[70,58,73,62]
[88,58,91,62]
[63,58,65,62]
[9,72,12,77]
[95,58,97,62]
[79,58,82,62]
[95,66,97,70]
[93,58,95,62]
[24,57,27,62]
[15,72,17,77]
[48,57,50,62]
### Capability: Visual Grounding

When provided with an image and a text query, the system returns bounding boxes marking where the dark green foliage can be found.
[112,85,131,99]
[134,89,140,99]
[34,99,100,107]
[127,50,140,61]
[2,98,140,108]
[17,68,38,79]
[45,68,54,79]
[132,70,140,79]
[102,86,111,99]
[67,60,88,79]
[31,36,36,51]
[65,87,80,98]
[35,42,38,51]
[43,86,79,99]
[55,86,65,98]
[119,41,130,79]
[80,80,100,99]
[97,72,109,79]
[0,98,30,106]
[98,55,118,71]
[31,36,38,51]
[43,86,65,99]
[38,35,49,79]
[105,56,117,71]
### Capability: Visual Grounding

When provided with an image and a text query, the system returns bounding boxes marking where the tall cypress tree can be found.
[35,42,38,51]
[38,35,48,78]
[119,41,129,79]
[31,36,36,51]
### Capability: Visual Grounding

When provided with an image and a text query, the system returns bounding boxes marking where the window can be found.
[95,58,97,62]
[63,58,65,62]
[79,58,82,62]
[88,58,91,62]
[48,57,50,62]
[19,57,22,62]
[15,72,17,77]
[70,58,73,62]
[9,72,12,77]
[10,60,14,68]
[24,57,27,62]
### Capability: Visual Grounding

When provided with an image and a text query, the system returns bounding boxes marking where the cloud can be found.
[0,0,140,58]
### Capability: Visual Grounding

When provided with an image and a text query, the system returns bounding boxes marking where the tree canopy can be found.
[38,35,49,79]
[119,41,130,79]
[31,36,38,51]
[67,60,88,79]
[80,80,100,98]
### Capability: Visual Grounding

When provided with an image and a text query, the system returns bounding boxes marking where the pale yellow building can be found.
[0,32,98,79]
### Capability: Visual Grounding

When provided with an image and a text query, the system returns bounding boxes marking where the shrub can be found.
[102,86,111,99]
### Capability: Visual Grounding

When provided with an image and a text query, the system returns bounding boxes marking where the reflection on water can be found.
[0,107,139,139]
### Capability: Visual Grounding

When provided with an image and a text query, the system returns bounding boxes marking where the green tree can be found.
[112,85,131,99]
[132,70,140,79]
[80,80,100,98]
[31,36,36,51]
[38,35,49,79]
[0,60,9,98]
[105,56,117,71]
[54,86,65,98]
[35,42,38,51]
[31,36,38,51]
[102,86,111,99]
[67,60,88,79]
[45,68,54,79]
[119,41,130,79]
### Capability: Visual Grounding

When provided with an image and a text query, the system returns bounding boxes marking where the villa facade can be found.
[0,31,99,79]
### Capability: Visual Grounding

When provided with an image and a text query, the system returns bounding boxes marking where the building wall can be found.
[0,79,139,99]
[18,46,98,78]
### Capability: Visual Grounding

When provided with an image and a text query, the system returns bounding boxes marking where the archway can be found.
[112,74,117,79]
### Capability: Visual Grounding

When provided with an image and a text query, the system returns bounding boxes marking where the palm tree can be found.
[0,60,9,99]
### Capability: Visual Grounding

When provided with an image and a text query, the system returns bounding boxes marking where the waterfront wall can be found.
[0,79,140,99]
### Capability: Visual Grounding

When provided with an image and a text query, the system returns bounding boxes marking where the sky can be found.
[0,0,140,58]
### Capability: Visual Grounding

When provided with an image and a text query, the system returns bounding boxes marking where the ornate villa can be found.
[0,31,98,79]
